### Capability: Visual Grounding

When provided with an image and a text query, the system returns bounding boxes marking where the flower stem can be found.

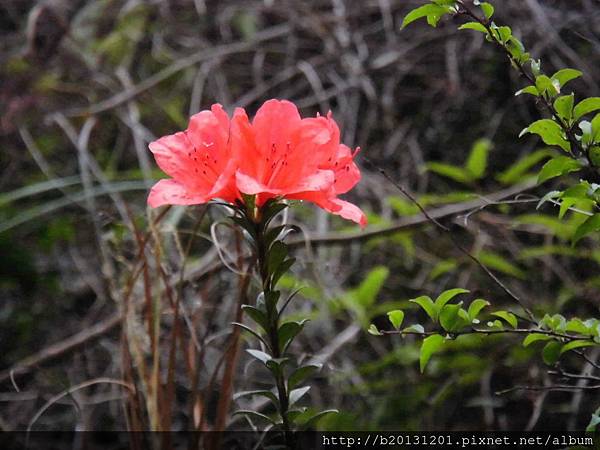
[253,218,294,447]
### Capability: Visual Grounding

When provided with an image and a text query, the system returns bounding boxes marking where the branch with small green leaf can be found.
[403,0,600,245]
[369,288,600,378]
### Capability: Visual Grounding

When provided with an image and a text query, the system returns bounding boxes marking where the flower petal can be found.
[148,179,209,208]
[286,190,367,227]
[252,99,301,153]
[148,105,238,203]
[286,169,335,194]
[334,159,361,194]
[235,170,283,196]
[328,198,368,228]
[149,132,197,182]
[208,159,239,203]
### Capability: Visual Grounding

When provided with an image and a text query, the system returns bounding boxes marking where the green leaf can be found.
[434,288,469,311]
[493,25,512,43]
[420,334,445,373]
[261,202,288,227]
[278,320,307,352]
[541,314,567,332]
[491,311,518,329]
[403,324,425,334]
[288,364,321,391]
[401,4,448,29]
[468,299,490,322]
[535,75,558,96]
[439,303,464,332]
[458,22,488,33]
[355,266,389,308]
[272,257,296,287]
[520,119,570,152]
[565,319,590,335]
[367,324,382,336]
[466,138,491,179]
[592,112,600,141]
[264,225,287,250]
[425,162,471,184]
[289,386,311,407]
[573,97,600,121]
[267,241,288,274]
[241,305,269,332]
[263,290,281,312]
[299,409,338,429]
[486,319,504,330]
[558,197,581,220]
[551,68,582,89]
[523,333,553,347]
[542,340,562,365]
[590,146,600,167]
[458,308,470,324]
[387,310,405,330]
[232,322,269,347]
[573,214,600,244]
[410,295,437,321]
[480,2,494,19]
[265,357,291,376]
[231,215,257,240]
[496,148,554,184]
[560,340,596,355]
[537,156,582,183]
[234,389,279,405]
[232,410,276,424]
[554,94,574,122]
[515,85,539,97]
[246,349,271,364]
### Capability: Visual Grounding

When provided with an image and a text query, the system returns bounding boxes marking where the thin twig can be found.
[365,158,536,321]
[496,383,600,395]
[26,378,134,433]
[381,327,592,342]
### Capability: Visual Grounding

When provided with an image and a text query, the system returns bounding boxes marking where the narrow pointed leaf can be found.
[301,409,339,429]
[232,322,269,348]
[289,386,311,407]
[233,389,279,406]
[232,410,276,425]
[288,364,322,391]
[246,349,271,364]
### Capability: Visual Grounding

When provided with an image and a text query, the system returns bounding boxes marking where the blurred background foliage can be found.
[1,0,599,434]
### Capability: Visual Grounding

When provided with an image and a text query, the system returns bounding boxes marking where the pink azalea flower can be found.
[148,99,366,227]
